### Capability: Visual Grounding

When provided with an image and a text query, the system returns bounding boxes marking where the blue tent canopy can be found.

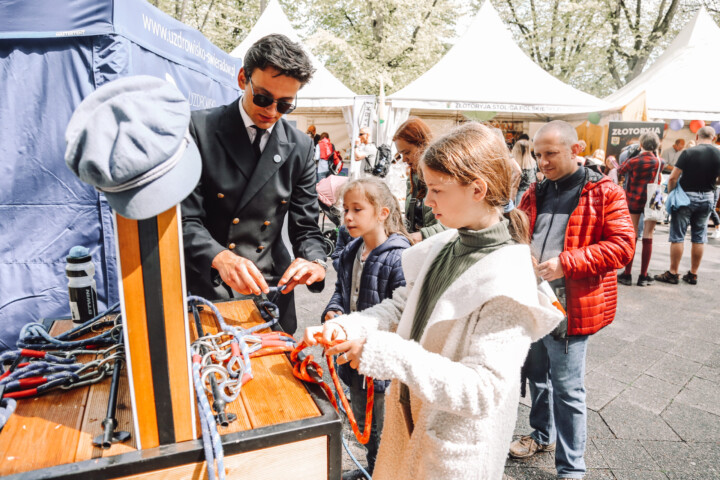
[0,0,242,351]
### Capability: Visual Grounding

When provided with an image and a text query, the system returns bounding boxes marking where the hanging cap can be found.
[64,75,201,220]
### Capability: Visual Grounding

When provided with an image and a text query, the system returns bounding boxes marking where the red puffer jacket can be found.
[520,171,635,336]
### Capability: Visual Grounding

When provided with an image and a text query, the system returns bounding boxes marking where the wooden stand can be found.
[114,205,196,448]
[0,300,342,479]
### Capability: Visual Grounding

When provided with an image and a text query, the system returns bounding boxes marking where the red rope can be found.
[290,334,374,444]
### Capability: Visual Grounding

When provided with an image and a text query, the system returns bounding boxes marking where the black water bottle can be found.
[66,246,98,324]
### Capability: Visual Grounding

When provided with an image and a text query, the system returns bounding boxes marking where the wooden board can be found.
[75,362,137,460]
[0,321,116,474]
[115,436,327,480]
[115,207,195,448]
[0,300,325,477]
[196,301,321,435]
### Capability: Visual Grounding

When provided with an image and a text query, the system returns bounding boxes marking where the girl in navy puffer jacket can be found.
[322,177,411,477]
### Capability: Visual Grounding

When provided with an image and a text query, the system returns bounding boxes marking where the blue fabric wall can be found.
[0,0,241,351]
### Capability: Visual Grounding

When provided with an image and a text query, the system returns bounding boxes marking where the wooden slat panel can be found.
[0,322,90,474]
[157,206,194,442]
[116,214,159,449]
[75,361,137,460]
[241,354,322,428]
[0,388,90,474]
[115,436,327,480]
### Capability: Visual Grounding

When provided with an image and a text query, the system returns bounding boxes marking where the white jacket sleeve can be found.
[358,296,536,418]
[326,285,409,339]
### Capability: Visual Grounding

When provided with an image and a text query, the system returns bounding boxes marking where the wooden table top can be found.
[0,299,320,476]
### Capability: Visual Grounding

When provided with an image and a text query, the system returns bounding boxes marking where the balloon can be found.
[669,119,683,131]
[588,112,601,125]
[711,121,720,134]
[689,120,705,133]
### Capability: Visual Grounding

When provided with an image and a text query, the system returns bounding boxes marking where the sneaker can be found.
[654,270,679,284]
[617,273,633,286]
[713,229,720,239]
[508,435,556,459]
[637,274,655,286]
[682,271,697,285]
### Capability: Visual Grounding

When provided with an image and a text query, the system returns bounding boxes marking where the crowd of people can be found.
[178,33,720,480]
[308,117,719,480]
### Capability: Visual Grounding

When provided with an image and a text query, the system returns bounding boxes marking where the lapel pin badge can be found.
[273,154,282,163]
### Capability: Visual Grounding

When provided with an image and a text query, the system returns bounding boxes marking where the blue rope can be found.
[55,302,121,341]
[0,363,83,389]
[192,357,225,480]
[0,398,17,431]
[16,302,121,350]
[0,350,76,367]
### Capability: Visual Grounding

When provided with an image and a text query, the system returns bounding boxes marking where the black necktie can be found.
[251,126,266,160]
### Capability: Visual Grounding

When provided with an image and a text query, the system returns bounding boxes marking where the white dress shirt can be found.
[239,99,275,154]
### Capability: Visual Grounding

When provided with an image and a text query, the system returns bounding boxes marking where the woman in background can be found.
[512,139,538,205]
[393,118,446,242]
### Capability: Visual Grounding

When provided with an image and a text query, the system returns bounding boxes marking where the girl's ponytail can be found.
[504,206,530,245]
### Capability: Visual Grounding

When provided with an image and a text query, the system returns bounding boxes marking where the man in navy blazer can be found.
[181,34,327,334]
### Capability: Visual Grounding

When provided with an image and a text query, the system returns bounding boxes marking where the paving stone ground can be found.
[294,222,720,479]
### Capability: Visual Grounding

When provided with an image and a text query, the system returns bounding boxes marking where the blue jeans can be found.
[669,191,714,243]
[527,334,589,479]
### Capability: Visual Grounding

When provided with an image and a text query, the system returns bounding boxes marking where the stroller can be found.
[316,175,348,256]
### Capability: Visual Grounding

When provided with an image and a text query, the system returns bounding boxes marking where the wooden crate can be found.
[0,300,342,479]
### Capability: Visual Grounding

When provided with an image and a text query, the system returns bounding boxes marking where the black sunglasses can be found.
[249,79,297,114]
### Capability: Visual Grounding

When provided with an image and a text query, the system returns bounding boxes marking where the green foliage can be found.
[149,0,720,98]
[290,0,468,95]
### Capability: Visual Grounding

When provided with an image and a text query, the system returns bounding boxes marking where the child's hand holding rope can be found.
[303,322,366,369]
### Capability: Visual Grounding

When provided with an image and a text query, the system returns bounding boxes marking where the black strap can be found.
[251,126,266,160]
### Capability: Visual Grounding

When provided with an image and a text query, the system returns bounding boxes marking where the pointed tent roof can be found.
[388,1,606,116]
[230,0,356,108]
[606,8,720,120]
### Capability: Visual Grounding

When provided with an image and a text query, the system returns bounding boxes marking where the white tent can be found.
[230,0,356,108]
[605,8,720,120]
[388,1,606,117]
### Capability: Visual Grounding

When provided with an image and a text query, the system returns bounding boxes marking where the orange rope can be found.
[290,334,374,444]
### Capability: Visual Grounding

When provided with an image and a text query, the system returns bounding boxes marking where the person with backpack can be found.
[317,132,333,182]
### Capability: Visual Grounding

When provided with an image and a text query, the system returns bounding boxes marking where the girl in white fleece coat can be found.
[305,123,563,480]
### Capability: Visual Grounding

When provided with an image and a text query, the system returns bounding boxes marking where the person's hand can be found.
[537,257,564,281]
[278,258,326,293]
[409,232,422,244]
[303,322,347,346]
[212,250,269,295]
[324,310,343,322]
[327,338,366,370]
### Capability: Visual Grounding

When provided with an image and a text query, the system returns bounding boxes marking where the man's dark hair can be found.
[244,34,315,86]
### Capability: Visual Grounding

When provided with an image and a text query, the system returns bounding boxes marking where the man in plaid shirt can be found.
[617,132,663,286]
